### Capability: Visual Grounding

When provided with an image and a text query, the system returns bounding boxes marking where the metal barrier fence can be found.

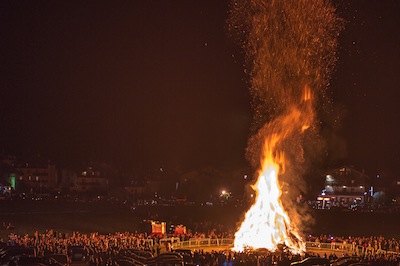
[303,242,400,256]
[144,239,154,246]
[157,238,400,256]
[159,238,234,249]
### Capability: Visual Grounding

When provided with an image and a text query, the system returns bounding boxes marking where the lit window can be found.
[326,175,334,182]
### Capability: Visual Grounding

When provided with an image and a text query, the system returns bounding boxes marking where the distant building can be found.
[0,155,18,193]
[123,180,146,200]
[316,166,371,209]
[16,161,58,193]
[388,178,400,206]
[0,175,13,195]
[58,168,77,192]
[72,166,108,194]
[393,178,400,205]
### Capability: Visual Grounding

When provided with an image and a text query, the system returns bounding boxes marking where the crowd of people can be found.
[1,229,400,266]
[306,234,400,254]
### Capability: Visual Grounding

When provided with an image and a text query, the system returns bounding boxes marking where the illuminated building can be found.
[16,161,57,193]
[71,164,110,194]
[317,166,370,209]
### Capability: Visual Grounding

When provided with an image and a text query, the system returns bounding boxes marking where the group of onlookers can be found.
[307,234,400,253]
[1,230,400,266]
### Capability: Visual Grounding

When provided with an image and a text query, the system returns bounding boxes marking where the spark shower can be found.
[228,0,343,253]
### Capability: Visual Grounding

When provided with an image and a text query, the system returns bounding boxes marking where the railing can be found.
[305,241,400,256]
[157,238,400,256]
[159,238,234,249]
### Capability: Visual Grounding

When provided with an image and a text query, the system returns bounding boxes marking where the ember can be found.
[228,0,343,253]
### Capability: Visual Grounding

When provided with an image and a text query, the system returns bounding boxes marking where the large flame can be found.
[232,160,305,253]
[229,0,342,254]
[233,87,313,254]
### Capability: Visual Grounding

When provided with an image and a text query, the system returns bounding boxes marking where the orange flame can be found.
[233,86,313,254]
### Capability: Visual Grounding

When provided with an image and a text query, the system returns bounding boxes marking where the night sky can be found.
[1,1,399,176]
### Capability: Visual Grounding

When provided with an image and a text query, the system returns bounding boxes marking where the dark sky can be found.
[331,0,400,176]
[0,1,399,176]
